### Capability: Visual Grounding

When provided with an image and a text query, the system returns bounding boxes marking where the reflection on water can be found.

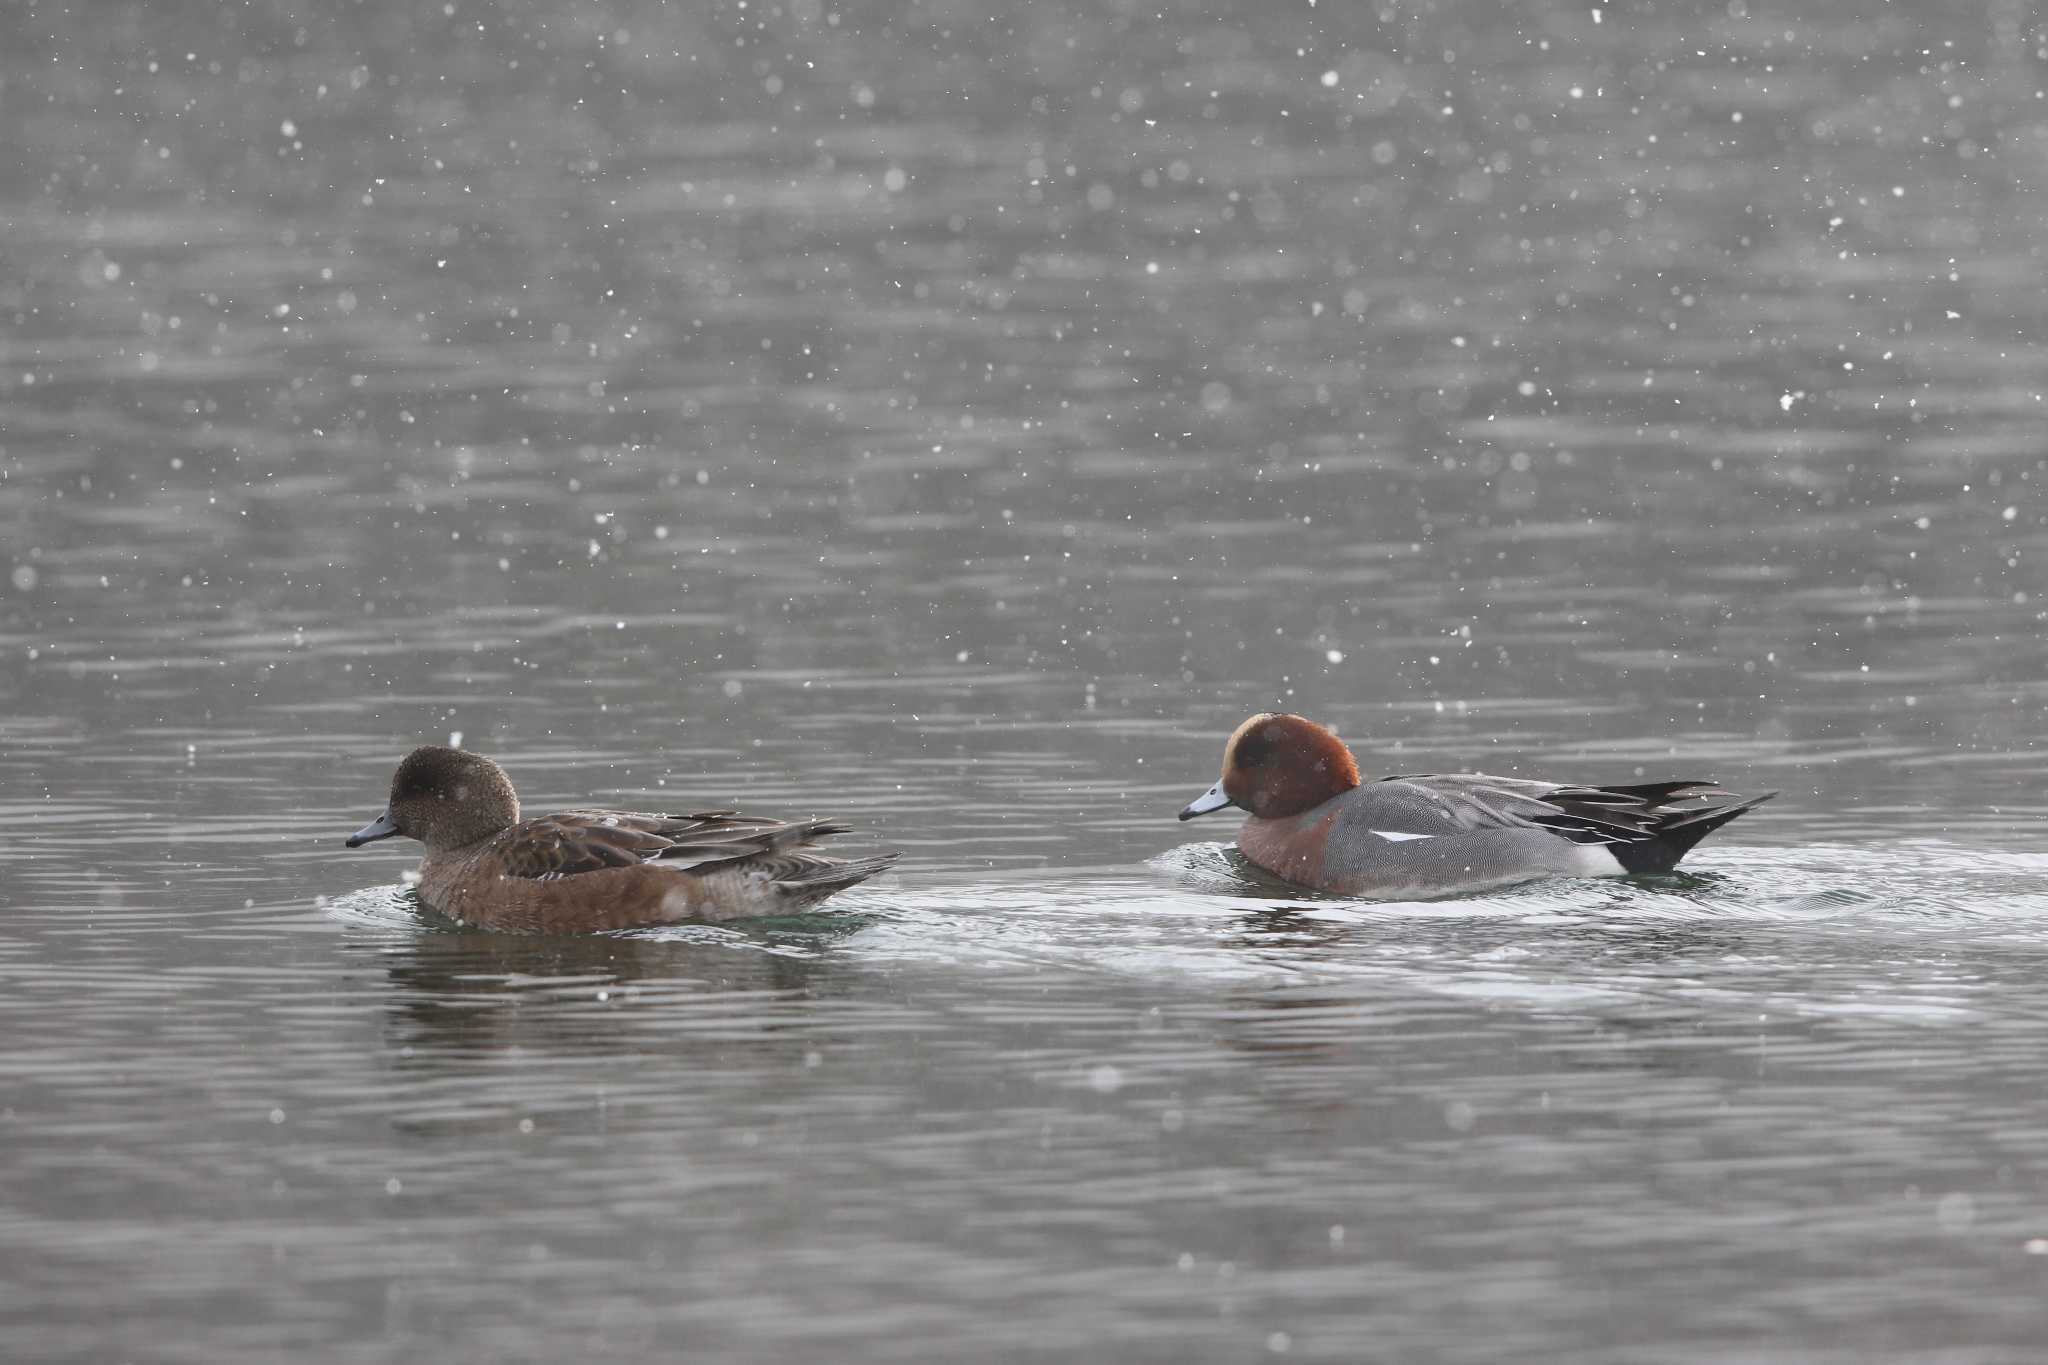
[7,0,2048,1359]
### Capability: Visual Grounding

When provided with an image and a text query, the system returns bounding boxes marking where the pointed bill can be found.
[1178,782,1234,821]
[345,808,401,847]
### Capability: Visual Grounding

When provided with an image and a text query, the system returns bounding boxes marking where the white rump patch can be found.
[1371,830,1436,842]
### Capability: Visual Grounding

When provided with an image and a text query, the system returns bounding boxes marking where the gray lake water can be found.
[7,0,2048,1359]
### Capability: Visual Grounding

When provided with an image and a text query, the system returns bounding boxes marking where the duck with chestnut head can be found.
[1180,713,1773,897]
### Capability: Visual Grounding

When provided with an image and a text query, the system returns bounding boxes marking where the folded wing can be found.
[1384,774,1775,870]
[490,809,869,882]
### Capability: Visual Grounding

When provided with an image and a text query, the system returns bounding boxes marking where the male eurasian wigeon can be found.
[344,745,898,932]
[1179,713,1774,897]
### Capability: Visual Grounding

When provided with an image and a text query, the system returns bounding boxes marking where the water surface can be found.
[6,0,2048,1359]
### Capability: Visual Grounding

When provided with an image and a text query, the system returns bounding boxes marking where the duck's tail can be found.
[774,852,902,905]
[1607,791,1777,875]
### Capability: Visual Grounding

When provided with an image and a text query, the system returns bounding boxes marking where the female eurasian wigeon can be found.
[344,745,898,932]
[1179,713,1774,897]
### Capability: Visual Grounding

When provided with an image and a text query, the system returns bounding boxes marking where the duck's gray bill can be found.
[1178,783,1232,821]
[345,809,400,847]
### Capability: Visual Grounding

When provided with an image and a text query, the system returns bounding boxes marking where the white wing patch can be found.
[1371,830,1436,842]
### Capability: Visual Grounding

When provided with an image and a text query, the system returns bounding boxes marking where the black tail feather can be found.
[1608,791,1777,875]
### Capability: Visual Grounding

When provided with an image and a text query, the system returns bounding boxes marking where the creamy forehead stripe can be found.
[1221,712,1276,766]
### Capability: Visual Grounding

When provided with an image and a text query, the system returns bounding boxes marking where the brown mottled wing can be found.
[489,809,856,882]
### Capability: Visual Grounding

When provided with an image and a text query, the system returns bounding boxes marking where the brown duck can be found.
[344,745,898,932]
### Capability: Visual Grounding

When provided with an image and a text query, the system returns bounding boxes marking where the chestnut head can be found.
[1179,713,1362,821]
